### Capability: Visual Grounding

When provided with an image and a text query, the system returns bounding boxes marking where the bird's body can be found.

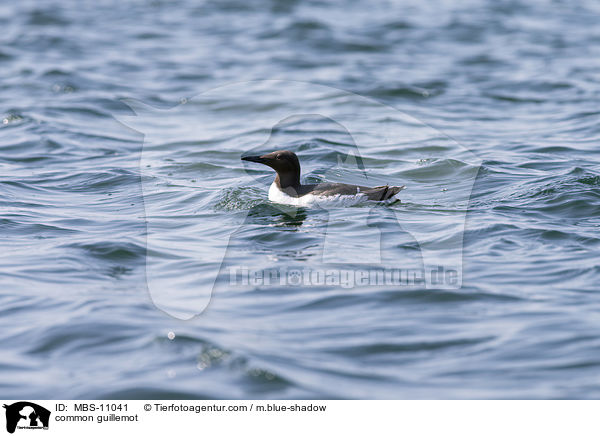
[242,150,405,207]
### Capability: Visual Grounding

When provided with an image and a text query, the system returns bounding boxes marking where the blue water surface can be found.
[1,0,600,399]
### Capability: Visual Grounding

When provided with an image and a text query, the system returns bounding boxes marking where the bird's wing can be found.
[299,183,405,201]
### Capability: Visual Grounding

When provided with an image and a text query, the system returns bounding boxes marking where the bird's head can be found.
[241,150,300,188]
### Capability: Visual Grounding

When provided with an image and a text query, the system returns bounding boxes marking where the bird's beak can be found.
[241,154,275,167]
[241,155,266,163]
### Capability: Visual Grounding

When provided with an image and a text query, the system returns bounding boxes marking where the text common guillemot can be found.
[241,150,405,207]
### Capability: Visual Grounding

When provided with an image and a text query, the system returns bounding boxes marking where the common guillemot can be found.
[241,150,405,206]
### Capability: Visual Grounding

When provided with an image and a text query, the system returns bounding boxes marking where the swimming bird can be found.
[241,150,405,206]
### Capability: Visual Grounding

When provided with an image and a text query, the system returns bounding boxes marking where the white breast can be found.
[268,182,369,207]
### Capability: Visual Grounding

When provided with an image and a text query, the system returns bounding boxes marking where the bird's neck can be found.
[274,171,300,191]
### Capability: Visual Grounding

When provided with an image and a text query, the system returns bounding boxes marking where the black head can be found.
[241,150,301,189]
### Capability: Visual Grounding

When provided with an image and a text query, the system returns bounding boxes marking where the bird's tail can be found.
[375,185,405,201]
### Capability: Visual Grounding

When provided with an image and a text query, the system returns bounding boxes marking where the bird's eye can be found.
[276,155,281,160]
